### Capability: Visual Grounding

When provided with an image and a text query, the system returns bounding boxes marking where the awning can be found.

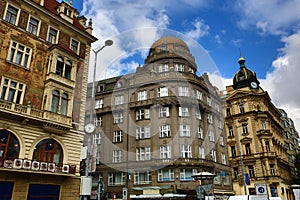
[130,193,186,199]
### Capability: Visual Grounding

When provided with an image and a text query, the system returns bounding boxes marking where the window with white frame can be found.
[210,149,216,162]
[56,56,72,79]
[199,147,205,159]
[136,108,150,120]
[217,119,223,129]
[4,4,20,25]
[160,145,171,159]
[27,16,40,35]
[159,106,169,118]
[159,125,171,137]
[158,169,174,181]
[221,153,226,164]
[93,133,101,145]
[215,104,220,112]
[134,171,152,184]
[208,130,215,142]
[242,124,248,134]
[270,164,276,176]
[48,27,59,44]
[108,172,125,186]
[114,95,124,105]
[157,87,168,97]
[207,97,212,106]
[248,165,255,177]
[136,147,151,161]
[178,86,189,96]
[174,63,184,72]
[196,110,201,120]
[113,112,123,124]
[70,38,79,54]
[179,106,189,117]
[94,115,102,126]
[158,63,169,72]
[95,99,103,109]
[0,77,25,104]
[112,150,122,163]
[196,90,203,100]
[136,127,150,139]
[96,151,100,164]
[207,113,213,124]
[181,144,192,158]
[51,90,69,115]
[137,90,147,101]
[219,135,224,146]
[113,130,122,142]
[180,124,190,137]
[228,126,234,137]
[180,169,197,181]
[198,127,203,139]
[7,41,32,68]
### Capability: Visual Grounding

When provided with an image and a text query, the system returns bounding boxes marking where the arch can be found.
[0,129,21,160]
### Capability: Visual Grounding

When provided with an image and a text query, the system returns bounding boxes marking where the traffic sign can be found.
[255,183,267,195]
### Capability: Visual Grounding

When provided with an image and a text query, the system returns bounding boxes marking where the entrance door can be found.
[27,184,60,200]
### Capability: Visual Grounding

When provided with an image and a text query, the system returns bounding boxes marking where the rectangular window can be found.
[95,99,103,109]
[180,169,197,181]
[158,169,174,181]
[233,167,238,179]
[48,27,58,44]
[159,125,171,137]
[180,125,190,137]
[134,171,152,185]
[208,130,215,142]
[179,86,189,96]
[114,95,124,105]
[231,146,236,158]
[179,106,189,117]
[207,113,213,124]
[221,153,226,165]
[112,150,122,163]
[93,133,101,145]
[226,108,231,116]
[160,145,171,159]
[262,119,267,130]
[245,143,251,155]
[207,97,212,106]
[219,135,224,146]
[181,144,192,158]
[196,110,201,120]
[199,147,205,159]
[136,108,150,120]
[71,39,79,53]
[228,126,234,137]
[137,90,147,101]
[270,164,276,176]
[240,104,245,113]
[136,127,150,139]
[159,106,169,118]
[265,140,271,152]
[158,63,169,72]
[242,124,248,134]
[113,131,122,142]
[4,4,19,25]
[94,115,102,127]
[0,77,25,104]
[196,90,203,100]
[158,87,168,97]
[198,127,203,139]
[248,165,255,177]
[7,41,32,68]
[210,149,216,162]
[27,16,40,35]
[113,112,123,124]
[174,63,184,72]
[136,147,151,161]
[108,172,125,186]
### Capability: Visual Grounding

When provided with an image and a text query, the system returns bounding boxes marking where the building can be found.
[0,0,96,199]
[88,36,233,200]
[224,56,297,199]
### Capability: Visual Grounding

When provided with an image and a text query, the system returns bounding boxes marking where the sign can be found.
[122,187,128,200]
[255,183,267,195]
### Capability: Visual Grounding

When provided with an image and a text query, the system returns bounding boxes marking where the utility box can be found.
[80,176,92,195]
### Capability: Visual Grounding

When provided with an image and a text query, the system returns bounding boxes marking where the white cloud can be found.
[184,18,210,40]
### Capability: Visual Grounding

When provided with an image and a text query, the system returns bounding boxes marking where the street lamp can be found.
[236,125,247,195]
[83,39,113,200]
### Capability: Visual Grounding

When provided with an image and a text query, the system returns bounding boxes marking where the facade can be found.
[88,36,233,200]
[0,0,96,199]
[224,57,298,199]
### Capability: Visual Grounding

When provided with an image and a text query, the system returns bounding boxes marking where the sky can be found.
[69,0,300,131]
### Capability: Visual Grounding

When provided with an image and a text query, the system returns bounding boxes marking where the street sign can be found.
[255,183,267,195]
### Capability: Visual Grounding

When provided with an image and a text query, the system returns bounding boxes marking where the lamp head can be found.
[105,40,113,46]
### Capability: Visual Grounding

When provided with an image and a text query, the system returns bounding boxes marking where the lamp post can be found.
[84,39,113,200]
[236,125,247,195]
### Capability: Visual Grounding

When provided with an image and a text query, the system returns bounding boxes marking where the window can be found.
[270,164,276,176]
[137,90,147,101]
[265,140,271,152]
[231,146,236,158]
[180,169,197,181]
[70,39,79,53]
[219,135,224,146]
[221,153,226,164]
[174,63,184,72]
[114,95,124,105]
[196,90,203,100]
[60,93,68,115]
[207,113,213,124]
[95,99,103,109]
[158,63,169,72]
[136,108,150,120]
[0,130,20,160]
[242,124,248,134]
[262,119,267,130]
[158,87,168,97]
[134,171,152,184]
[51,90,69,115]
[159,106,169,118]
[108,172,125,186]
[33,139,63,164]
[208,130,215,142]
[158,169,174,181]
[179,106,189,117]
[136,147,151,161]
[233,167,239,179]
[113,112,123,124]
[214,172,221,184]
[4,4,19,25]
[136,127,150,139]
[248,165,255,177]
[94,115,102,126]
[0,77,25,104]
[56,57,72,80]
[27,16,40,35]
[180,125,190,137]
[188,67,195,74]
[240,104,245,113]
[207,97,212,106]
[245,143,251,155]
[112,150,122,163]
[228,126,234,137]
[226,108,231,116]
[210,149,216,162]
[160,145,171,159]
[48,27,58,44]
[7,41,32,68]
[159,125,171,137]
[93,133,101,145]
[179,86,189,96]
[196,110,201,120]
[113,131,122,143]
[198,147,205,159]
[181,144,192,158]
[198,127,203,139]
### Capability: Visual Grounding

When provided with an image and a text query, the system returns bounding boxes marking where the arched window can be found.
[61,93,68,115]
[0,130,20,160]
[56,56,64,76]
[65,60,72,79]
[33,139,63,164]
[51,90,60,113]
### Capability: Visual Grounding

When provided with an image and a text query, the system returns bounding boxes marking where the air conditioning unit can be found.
[4,160,13,168]
[62,164,69,173]
[31,161,40,170]
[48,163,56,172]
[40,162,48,171]
[13,159,23,169]
[23,160,31,169]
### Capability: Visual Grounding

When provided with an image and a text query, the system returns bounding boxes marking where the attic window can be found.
[97,84,104,92]
[64,7,72,17]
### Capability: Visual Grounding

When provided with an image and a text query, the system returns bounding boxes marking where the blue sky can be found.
[70,0,300,130]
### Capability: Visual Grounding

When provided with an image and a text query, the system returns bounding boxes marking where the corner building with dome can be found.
[88,36,234,200]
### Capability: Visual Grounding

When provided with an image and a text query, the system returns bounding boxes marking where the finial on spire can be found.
[238,48,246,67]
[70,0,73,6]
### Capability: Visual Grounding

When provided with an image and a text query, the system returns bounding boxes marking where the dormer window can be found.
[64,7,72,17]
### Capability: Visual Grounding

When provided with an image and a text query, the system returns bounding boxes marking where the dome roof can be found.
[150,36,190,52]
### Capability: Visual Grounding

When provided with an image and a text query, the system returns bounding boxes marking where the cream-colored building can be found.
[224,57,297,199]
[0,0,96,199]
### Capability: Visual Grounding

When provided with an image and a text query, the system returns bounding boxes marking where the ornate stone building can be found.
[89,36,233,200]
[0,0,96,199]
[224,57,298,199]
